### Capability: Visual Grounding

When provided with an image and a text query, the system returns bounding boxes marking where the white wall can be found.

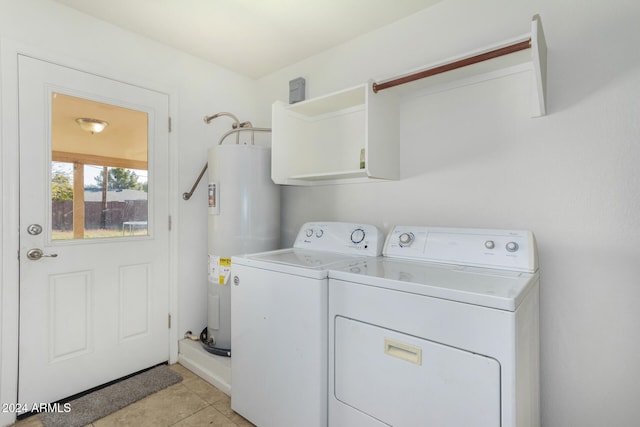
[0,1,256,424]
[257,0,640,426]
[1,0,639,426]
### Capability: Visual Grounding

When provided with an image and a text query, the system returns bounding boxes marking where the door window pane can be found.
[50,93,148,240]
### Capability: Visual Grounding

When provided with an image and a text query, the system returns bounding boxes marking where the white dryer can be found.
[328,226,540,427]
[231,222,383,427]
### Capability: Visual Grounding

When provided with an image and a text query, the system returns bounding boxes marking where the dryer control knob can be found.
[399,232,415,247]
[305,228,313,237]
[484,240,495,250]
[351,228,365,244]
[506,241,519,252]
[316,229,324,238]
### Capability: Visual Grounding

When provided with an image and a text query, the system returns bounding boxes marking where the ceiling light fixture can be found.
[75,118,108,134]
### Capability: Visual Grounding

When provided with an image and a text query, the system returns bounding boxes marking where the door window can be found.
[50,92,148,240]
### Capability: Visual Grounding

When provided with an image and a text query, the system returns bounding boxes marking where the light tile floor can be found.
[13,364,254,427]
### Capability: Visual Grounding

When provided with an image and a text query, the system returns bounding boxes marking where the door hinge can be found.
[168,117,172,133]
[168,314,172,329]
[168,215,172,231]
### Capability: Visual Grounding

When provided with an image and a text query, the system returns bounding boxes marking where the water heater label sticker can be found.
[208,182,220,215]
[213,257,231,285]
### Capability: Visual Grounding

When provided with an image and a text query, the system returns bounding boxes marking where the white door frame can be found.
[0,40,179,426]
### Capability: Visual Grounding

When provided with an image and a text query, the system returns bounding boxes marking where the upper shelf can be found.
[285,85,365,118]
[371,14,547,117]
[271,83,399,186]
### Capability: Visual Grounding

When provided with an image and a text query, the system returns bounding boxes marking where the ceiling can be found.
[52,93,148,170]
[51,0,442,79]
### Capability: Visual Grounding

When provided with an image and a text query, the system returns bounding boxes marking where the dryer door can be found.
[334,316,501,426]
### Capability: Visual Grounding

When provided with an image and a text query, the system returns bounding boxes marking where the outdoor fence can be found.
[52,200,148,230]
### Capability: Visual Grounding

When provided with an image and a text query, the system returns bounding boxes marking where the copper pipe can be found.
[372,39,532,93]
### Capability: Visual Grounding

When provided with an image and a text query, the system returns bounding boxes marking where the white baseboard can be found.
[177,339,231,396]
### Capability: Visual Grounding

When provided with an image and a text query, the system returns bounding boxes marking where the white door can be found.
[18,55,170,407]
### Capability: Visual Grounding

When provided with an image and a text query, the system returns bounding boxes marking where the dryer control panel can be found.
[384,226,538,273]
[294,222,384,256]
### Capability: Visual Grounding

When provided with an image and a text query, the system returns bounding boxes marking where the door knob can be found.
[26,248,58,261]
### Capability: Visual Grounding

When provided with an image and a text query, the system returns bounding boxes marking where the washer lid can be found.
[329,258,538,311]
[232,248,368,279]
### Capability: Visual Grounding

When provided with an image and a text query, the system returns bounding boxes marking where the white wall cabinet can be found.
[271,15,546,186]
[379,15,546,118]
[271,83,399,185]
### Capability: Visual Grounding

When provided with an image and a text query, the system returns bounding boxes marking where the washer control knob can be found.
[351,228,365,244]
[305,228,313,237]
[484,240,495,250]
[506,241,519,252]
[315,229,324,238]
[399,232,415,247]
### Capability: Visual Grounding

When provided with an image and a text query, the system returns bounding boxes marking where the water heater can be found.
[206,143,280,353]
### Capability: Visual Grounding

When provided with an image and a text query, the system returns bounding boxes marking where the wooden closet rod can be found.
[372,38,532,93]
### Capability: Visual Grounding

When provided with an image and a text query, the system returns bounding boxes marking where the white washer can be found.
[231,222,384,427]
[328,226,540,427]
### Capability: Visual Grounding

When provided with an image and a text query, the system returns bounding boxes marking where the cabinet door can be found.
[334,316,501,426]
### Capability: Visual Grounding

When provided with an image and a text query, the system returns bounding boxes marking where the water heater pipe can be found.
[181,127,272,201]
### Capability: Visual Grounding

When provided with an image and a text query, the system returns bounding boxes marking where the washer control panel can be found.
[294,222,384,256]
[384,225,538,273]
